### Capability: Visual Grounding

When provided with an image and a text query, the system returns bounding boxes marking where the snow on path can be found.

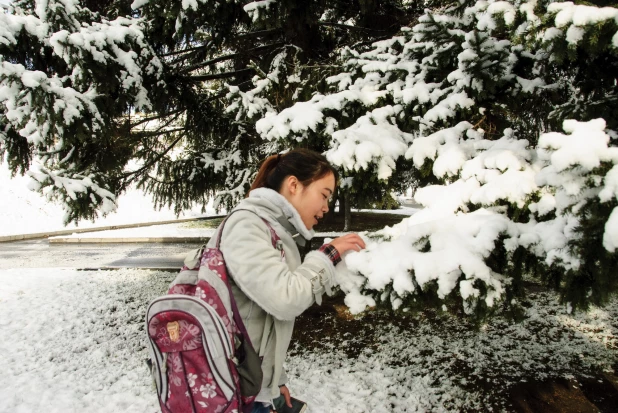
[2,267,616,412]
[0,268,159,413]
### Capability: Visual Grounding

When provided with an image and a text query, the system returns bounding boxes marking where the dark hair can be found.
[249,148,338,193]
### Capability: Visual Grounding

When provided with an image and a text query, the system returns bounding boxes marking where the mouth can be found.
[314,215,322,224]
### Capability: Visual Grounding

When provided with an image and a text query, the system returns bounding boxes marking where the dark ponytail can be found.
[249,148,338,194]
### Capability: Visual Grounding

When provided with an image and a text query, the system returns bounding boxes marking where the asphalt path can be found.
[0,239,203,270]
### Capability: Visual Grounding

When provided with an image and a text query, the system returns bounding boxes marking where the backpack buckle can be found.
[167,321,180,343]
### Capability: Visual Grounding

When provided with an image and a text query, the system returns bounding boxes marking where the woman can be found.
[214,149,366,412]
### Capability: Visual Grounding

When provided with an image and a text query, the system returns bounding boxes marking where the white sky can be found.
[0,162,214,236]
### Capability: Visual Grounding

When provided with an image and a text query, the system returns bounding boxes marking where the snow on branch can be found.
[527,1,618,49]
[0,61,104,146]
[244,0,278,22]
[0,0,162,221]
[48,16,162,110]
[27,166,118,222]
[548,2,618,29]
[336,119,618,315]
[326,105,412,180]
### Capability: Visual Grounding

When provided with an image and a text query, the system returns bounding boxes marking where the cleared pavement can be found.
[0,238,201,270]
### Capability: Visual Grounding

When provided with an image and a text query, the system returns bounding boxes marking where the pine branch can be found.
[132,127,185,139]
[234,28,283,41]
[145,174,176,184]
[35,148,66,157]
[319,21,389,33]
[133,109,185,141]
[184,68,254,82]
[122,132,185,181]
[349,34,396,50]
[129,109,185,129]
[177,52,241,73]
[163,30,283,65]
[178,42,285,74]
[159,44,210,58]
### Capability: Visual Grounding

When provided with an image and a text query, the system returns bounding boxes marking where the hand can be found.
[329,233,366,254]
[279,385,292,408]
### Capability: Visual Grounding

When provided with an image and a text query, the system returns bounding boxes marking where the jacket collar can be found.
[248,188,314,244]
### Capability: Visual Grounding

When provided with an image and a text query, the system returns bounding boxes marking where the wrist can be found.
[318,243,342,266]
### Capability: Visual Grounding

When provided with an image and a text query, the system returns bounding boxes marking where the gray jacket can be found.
[208,188,336,402]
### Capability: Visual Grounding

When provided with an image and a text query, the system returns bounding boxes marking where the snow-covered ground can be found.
[1,267,615,412]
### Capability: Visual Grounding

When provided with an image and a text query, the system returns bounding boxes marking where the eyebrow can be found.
[324,188,333,194]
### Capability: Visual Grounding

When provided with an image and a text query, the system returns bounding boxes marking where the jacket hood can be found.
[234,187,314,245]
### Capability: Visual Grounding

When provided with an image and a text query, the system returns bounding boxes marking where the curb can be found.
[0,215,225,243]
[77,267,179,272]
[48,233,345,245]
[50,236,212,244]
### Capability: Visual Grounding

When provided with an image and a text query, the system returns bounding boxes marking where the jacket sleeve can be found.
[220,210,335,321]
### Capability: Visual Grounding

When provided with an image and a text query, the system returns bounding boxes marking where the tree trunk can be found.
[283,0,323,61]
[324,187,338,224]
[343,188,352,232]
[337,189,346,217]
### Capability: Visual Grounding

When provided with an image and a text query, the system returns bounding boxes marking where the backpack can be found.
[145,211,283,413]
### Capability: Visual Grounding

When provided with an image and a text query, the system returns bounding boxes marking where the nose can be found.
[323,199,329,213]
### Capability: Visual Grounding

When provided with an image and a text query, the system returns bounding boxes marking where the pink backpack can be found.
[146,212,282,413]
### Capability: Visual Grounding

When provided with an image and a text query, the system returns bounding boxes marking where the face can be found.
[283,172,336,230]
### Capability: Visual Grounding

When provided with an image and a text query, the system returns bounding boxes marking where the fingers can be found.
[280,385,292,407]
[350,234,366,249]
[343,233,366,250]
[330,233,367,254]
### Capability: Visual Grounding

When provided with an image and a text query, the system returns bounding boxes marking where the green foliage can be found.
[320,0,618,318]
[0,0,424,223]
[0,126,31,175]
[563,197,618,310]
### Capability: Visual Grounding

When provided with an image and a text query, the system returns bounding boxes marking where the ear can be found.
[286,175,300,195]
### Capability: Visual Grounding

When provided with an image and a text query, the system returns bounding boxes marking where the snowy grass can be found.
[289,289,617,411]
[2,268,616,412]
[0,268,161,413]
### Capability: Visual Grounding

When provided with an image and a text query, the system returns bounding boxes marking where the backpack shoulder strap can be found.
[214,209,283,350]
[216,209,281,251]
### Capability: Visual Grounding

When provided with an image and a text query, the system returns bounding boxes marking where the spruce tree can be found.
[255,0,618,317]
[1,0,416,222]
[3,0,618,317]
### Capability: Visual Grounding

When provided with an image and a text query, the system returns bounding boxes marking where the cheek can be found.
[300,196,319,219]
[298,200,313,219]
[313,195,325,210]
